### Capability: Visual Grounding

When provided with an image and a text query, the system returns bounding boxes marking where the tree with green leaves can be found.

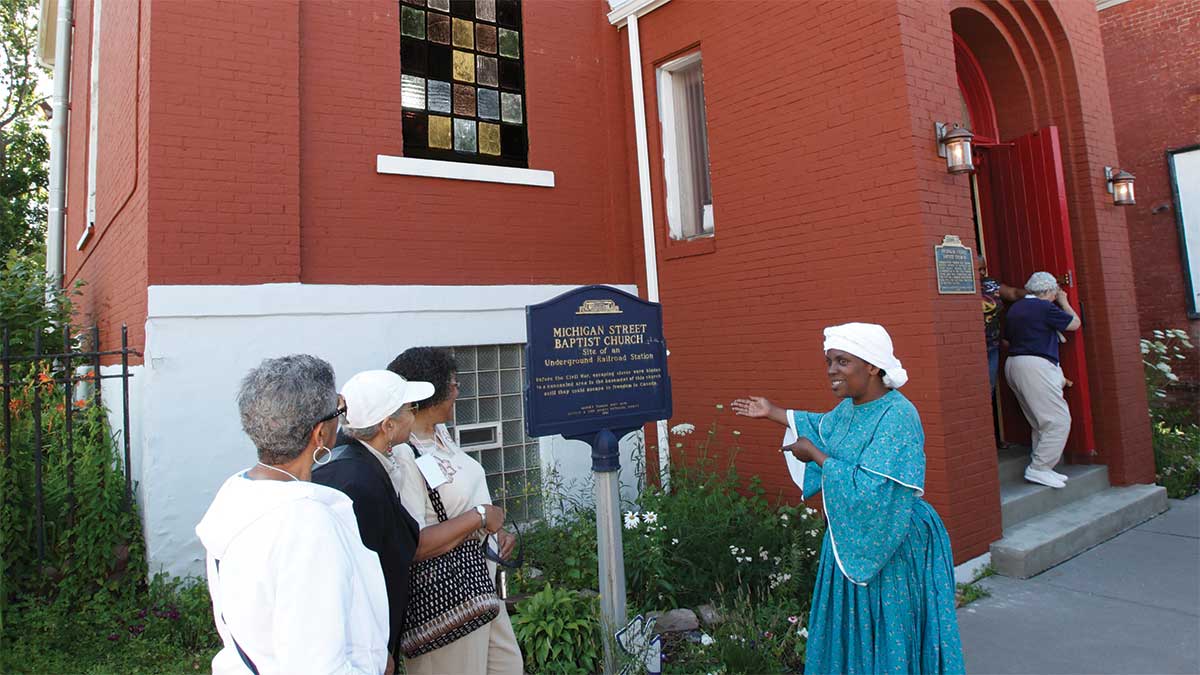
[0,0,48,262]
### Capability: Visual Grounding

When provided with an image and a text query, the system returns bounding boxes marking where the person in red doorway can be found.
[1004,271,1082,489]
[977,254,1024,394]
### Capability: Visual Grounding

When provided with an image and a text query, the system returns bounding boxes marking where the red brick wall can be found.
[146,0,302,286]
[63,0,149,362]
[139,0,634,288]
[627,0,1000,562]
[1101,0,1200,383]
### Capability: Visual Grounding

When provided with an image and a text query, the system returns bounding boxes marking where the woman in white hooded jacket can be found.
[196,355,391,675]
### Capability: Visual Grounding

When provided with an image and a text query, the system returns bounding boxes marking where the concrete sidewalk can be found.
[958,493,1199,675]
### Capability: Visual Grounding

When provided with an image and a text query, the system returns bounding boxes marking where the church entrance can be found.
[954,31,1098,464]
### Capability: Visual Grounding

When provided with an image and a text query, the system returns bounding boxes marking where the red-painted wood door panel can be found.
[986,126,1098,463]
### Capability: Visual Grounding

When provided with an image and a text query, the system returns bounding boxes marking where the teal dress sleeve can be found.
[820,401,927,585]
[786,409,826,499]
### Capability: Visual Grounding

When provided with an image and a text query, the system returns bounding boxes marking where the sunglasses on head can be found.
[317,398,346,425]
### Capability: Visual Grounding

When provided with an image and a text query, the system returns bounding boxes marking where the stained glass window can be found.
[400,0,528,168]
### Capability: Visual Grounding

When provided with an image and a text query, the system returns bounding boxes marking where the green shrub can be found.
[662,589,810,674]
[512,584,602,674]
[1142,329,1200,499]
[1152,421,1200,499]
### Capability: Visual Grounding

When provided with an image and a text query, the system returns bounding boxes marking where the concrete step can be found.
[998,446,1031,483]
[1001,463,1110,529]
[990,484,1168,579]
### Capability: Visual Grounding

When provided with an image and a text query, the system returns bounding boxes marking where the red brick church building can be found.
[39,0,1165,578]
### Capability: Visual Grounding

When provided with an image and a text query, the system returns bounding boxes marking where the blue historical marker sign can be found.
[524,285,672,440]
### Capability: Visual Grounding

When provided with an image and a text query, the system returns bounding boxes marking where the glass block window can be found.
[449,344,542,521]
[400,0,529,168]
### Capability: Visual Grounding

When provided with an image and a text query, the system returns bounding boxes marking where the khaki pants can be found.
[1005,355,1071,471]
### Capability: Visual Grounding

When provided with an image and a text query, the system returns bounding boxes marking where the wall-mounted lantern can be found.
[1105,166,1136,206]
[935,122,975,174]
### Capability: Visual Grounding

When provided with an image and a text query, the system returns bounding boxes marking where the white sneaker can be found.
[1049,468,1069,482]
[1025,467,1066,489]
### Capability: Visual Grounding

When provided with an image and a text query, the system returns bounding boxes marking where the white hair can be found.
[1025,271,1059,295]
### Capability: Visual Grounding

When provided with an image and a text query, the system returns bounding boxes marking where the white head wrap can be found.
[822,322,909,389]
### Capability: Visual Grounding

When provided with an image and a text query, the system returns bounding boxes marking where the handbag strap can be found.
[213,559,261,675]
[409,444,453,523]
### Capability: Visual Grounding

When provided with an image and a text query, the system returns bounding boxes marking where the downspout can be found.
[46,0,74,287]
[624,14,673,489]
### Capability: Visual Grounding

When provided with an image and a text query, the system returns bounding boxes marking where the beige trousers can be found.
[403,603,524,675]
[1005,355,1071,471]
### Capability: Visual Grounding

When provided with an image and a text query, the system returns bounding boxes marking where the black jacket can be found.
[312,438,419,660]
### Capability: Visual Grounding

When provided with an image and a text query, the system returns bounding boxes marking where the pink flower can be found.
[787,615,799,624]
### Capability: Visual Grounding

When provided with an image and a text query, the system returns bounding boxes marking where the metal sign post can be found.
[525,285,672,675]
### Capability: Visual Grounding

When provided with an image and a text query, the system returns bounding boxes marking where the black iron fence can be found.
[0,324,140,564]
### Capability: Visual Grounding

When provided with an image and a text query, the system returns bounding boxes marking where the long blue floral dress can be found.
[784,389,965,675]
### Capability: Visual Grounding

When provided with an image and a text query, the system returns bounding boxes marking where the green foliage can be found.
[663,590,810,674]
[1142,329,1200,499]
[1152,421,1200,499]
[0,249,78,352]
[1,0,49,260]
[1140,329,1194,404]
[512,584,602,675]
[0,575,219,673]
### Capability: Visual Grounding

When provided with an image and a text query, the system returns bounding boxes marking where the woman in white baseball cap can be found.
[313,370,505,670]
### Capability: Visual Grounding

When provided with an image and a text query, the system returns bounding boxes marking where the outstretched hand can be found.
[731,396,773,418]
[783,437,825,465]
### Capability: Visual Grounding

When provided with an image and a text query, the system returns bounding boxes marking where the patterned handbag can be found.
[399,479,502,658]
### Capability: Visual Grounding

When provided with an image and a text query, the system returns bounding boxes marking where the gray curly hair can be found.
[1025,271,1059,295]
[237,354,337,465]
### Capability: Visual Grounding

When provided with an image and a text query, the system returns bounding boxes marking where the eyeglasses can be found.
[317,397,346,425]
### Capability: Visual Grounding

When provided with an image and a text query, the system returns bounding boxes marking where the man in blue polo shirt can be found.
[1004,271,1082,488]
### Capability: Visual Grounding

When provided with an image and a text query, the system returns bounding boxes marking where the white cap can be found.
[340,370,434,429]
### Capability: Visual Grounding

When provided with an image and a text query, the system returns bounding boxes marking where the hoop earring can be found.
[313,445,333,466]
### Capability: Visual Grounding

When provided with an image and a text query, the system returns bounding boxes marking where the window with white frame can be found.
[449,344,542,521]
[657,53,714,240]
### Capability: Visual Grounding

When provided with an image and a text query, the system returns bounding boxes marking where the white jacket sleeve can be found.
[269,501,382,675]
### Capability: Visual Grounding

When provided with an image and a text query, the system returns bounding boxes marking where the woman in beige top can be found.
[388,347,524,675]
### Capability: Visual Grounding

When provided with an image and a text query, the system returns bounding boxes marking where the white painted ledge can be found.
[376,155,555,188]
[607,0,670,26]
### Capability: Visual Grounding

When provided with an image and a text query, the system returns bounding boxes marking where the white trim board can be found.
[147,283,636,319]
[607,0,671,27]
[376,155,554,188]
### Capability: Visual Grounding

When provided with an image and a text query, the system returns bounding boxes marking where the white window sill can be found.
[376,155,555,188]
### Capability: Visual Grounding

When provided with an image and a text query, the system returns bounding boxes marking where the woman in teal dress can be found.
[733,322,965,675]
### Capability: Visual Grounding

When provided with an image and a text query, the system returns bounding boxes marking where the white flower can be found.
[732,430,741,436]
[643,511,658,525]
[623,512,640,530]
[672,538,679,545]
[809,529,819,537]
[700,633,715,646]
[759,548,769,561]
[805,507,817,515]
[799,627,808,638]
[780,513,789,521]
[715,403,724,410]
[670,423,696,436]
